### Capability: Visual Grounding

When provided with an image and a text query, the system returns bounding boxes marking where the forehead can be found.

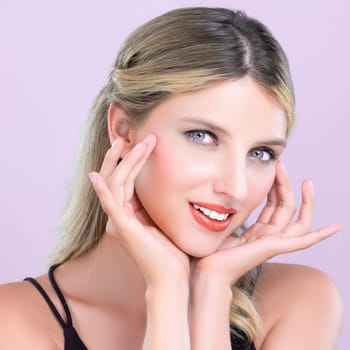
[142,77,287,138]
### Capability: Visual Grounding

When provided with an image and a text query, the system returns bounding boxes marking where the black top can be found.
[25,264,256,350]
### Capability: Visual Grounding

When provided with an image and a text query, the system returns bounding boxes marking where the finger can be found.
[218,223,341,276]
[88,172,126,226]
[296,179,314,231]
[277,223,341,254]
[123,135,157,201]
[216,234,245,251]
[269,162,296,228]
[99,138,124,180]
[89,171,139,235]
[256,182,278,224]
[109,135,155,205]
[283,179,315,236]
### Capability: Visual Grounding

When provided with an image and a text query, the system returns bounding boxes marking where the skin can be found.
[132,77,286,257]
[0,77,342,349]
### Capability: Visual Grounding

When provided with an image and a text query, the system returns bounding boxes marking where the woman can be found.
[0,7,342,350]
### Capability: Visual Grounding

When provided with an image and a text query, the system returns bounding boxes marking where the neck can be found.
[57,233,147,313]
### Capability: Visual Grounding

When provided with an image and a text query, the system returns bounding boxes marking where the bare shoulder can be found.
[255,263,342,305]
[0,281,60,349]
[254,263,343,350]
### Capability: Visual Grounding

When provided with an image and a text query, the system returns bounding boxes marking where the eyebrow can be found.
[180,117,230,136]
[180,116,287,148]
[256,139,287,148]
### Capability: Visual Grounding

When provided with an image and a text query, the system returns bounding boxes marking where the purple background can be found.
[1,0,349,348]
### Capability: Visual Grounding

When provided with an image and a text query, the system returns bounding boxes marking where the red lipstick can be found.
[189,202,236,233]
[192,202,236,214]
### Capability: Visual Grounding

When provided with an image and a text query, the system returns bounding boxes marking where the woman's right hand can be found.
[90,135,191,349]
[88,135,190,288]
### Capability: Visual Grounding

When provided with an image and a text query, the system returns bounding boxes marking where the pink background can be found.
[1,0,349,348]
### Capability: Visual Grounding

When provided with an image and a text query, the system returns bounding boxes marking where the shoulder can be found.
[254,263,342,349]
[255,263,342,304]
[0,280,61,349]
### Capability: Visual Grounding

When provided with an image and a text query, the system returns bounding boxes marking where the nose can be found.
[212,153,248,203]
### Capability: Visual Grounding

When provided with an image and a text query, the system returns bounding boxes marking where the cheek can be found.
[134,138,213,235]
[247,168,276,208]
[136,141,188,190]
[134,139,195,211]
[135,138,214,194]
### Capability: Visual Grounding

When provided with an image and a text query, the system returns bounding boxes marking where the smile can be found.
[189,202,236,232]
[192,204,230,221]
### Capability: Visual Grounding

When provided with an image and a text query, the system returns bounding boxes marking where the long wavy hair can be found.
[50,7,295,342]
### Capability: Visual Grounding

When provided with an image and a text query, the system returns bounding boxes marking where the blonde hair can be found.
[50,7,295,342]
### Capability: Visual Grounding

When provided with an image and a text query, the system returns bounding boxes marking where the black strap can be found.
[24,264,73,328]
[49,264,73,326]
[24,277,66,328]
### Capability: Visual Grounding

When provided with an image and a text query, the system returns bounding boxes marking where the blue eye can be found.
[249,147,276,162]
[185,130,218,145]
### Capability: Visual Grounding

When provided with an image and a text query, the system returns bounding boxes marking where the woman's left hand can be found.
[190,161,341,287]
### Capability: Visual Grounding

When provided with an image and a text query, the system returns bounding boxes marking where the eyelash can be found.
[248,147,276,162]
[184,129,277,162]
[184,129,218,146]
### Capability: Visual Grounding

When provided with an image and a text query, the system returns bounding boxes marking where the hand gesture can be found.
[89,136,190,287]
[191,162,341,286]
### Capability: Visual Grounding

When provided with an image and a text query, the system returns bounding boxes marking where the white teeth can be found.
[218,213,226,220]
[209,211,218,220]
[192,204,229,221]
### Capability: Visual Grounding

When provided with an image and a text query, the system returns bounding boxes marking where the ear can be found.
[107,103,136,154]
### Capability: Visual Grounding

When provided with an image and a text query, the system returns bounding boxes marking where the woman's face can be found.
[133,77,287,257]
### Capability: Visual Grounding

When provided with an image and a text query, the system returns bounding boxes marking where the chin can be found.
[173,239,220,258]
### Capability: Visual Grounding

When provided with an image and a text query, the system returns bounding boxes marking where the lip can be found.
[191,202,236,214]
[189,202,235,233]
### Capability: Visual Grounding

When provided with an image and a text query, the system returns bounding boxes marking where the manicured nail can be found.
[89,173,98,184]
[111,138,120,148]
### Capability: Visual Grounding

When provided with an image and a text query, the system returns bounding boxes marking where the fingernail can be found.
[142,135,153,145]
[89,173,98,184]
[279,161,286,171]
[334,225,342,233]
[309,180,314,195]
[111,138,120,148]
[132,142,143,152]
